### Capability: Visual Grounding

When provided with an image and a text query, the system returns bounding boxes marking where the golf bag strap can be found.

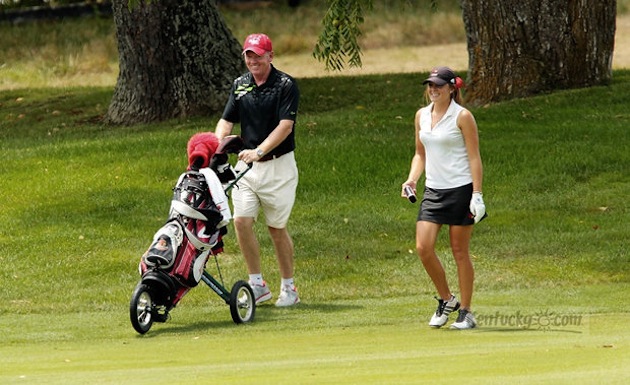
[182,225,214,252]
[170,200,209,221]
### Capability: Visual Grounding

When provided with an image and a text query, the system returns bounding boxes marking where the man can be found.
[215,33,300,307]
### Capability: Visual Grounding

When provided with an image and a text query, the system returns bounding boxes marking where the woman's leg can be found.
[416,221,451,300]
[449,225,474,309]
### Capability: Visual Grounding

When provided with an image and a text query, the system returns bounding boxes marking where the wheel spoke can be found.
[130,284,155,334]
[229,281,256,324]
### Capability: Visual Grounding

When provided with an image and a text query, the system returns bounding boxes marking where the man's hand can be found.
[238,149,262,164]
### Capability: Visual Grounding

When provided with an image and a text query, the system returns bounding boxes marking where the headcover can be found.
[187,132,220,170]
[208,135,245,183]
[216,135,245,155]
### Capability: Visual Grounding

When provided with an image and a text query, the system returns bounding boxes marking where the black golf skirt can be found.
[417,183,475,225]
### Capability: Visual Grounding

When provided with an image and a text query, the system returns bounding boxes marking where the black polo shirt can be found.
[221,65,299,156]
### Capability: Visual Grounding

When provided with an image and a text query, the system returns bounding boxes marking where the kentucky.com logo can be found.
[475,310,586,331]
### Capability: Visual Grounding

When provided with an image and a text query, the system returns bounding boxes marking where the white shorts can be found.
[232,152,298,228]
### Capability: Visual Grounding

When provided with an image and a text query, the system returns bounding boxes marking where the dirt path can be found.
[277,15,630,78]
[275,43,468,78]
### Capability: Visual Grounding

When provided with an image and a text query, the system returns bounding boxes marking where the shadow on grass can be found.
[280,302,364,312]
[131,303,365,337]
[135,319,237,337]
[248,301,366,323]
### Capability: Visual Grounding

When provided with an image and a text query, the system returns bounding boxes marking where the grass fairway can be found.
[2,5,630,383]
[1,292,628,384]
[1,67,629,382]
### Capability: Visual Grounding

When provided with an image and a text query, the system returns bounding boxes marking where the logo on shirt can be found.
[235,84,255,100]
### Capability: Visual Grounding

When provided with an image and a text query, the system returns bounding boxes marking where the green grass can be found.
[1,69,629,383]
[2,3,630,380]
[1,298,628,384]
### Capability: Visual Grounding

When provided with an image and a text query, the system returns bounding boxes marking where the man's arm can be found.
[255,119,294,155]
[238,119,294,164]
[215,118,234,141]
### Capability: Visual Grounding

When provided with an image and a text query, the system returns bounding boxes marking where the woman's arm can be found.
[458,109,483,193]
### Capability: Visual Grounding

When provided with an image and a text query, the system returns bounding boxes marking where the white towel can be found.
[199,167,232,228]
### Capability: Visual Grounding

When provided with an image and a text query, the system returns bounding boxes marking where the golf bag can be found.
[130,135,257,335]
[139,167,231,306]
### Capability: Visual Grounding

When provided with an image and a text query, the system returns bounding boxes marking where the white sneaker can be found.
[248,281,272,304]
[275,285,300,307]
[428,295,460,328]
[450,309,477,330]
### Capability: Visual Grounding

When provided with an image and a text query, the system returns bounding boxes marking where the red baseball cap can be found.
[242,33,273,56]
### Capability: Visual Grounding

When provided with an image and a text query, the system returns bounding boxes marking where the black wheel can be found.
[130,283,154,334]
[229,280,256,324]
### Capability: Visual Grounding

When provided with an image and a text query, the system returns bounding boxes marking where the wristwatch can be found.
[256,148,264,157]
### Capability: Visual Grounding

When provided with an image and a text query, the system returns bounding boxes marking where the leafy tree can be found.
[104,0,616,124]
[314,0,617,105]
[104,0,244,124]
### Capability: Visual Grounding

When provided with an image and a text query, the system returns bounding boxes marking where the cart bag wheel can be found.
[229,280,256,324]
[130,283,154,334]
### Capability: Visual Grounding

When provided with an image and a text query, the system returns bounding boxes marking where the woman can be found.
[402,66,486,329]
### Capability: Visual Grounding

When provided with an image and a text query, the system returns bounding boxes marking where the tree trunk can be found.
[460,0,616,106]
[105,0,245,125]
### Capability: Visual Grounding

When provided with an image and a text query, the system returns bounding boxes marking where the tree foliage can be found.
[313,0,369,71]
[314,0,438,71]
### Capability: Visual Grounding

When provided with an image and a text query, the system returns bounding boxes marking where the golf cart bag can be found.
[130,135,255,335]
[139,168,228,301]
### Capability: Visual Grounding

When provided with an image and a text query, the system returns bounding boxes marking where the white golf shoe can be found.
[428,295,460,328]
[275,285,300,307]
[450,309,477,330]
[249,281,272,304]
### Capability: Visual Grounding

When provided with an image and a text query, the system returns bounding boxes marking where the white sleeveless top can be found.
[418,100,472,189]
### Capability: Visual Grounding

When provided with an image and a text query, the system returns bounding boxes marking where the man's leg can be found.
[269,225,299,306]
[234,216,261,274]
[234,216,273,304]
[268,226,294,279]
